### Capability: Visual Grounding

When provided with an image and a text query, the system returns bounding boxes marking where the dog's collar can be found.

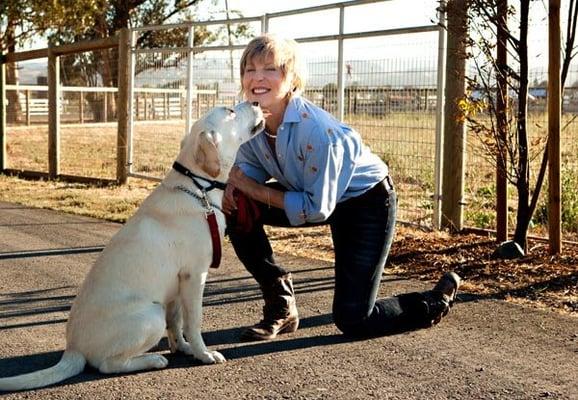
[172,161,227,192]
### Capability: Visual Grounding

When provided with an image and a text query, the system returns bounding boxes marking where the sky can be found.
[196,0,444,62]
[15,0,562,85]
[204,0,554,66]
[19,0,554,63]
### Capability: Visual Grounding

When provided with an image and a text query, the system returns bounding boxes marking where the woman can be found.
[223,34,460,340]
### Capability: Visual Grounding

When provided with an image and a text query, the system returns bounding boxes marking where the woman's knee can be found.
[332,303,369,335]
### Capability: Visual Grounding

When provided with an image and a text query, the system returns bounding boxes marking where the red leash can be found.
[205,211,221,269]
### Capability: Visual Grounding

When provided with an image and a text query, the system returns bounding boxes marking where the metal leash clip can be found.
[200,191,214,216]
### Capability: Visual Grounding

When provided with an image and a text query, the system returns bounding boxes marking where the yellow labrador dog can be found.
[0,101,264,391]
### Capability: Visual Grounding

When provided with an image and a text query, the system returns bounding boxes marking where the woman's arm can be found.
[227,166,285,209]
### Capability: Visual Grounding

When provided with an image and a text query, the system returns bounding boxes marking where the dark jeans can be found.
[227,178,431,337]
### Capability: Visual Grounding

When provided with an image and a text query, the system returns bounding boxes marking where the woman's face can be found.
[242,54,293,114]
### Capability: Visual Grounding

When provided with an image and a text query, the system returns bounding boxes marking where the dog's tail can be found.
[0,350,86,392]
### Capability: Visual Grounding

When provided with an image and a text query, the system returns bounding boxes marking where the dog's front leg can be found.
[179,271,225,364]
[166,299,188,353]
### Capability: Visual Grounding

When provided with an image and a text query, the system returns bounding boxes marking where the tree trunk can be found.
[496,0,509,242]
[513,0,531,249]
[5,13,21,124]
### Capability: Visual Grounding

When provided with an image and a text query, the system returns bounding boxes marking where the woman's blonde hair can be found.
[239,34,307,98]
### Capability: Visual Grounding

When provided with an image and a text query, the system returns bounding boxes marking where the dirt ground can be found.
[266,225,578,316]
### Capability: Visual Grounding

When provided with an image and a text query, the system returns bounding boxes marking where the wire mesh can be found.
[131,48,189,178]
[128,23,443,224]
[57,49,119,179]
[4,59,50,172]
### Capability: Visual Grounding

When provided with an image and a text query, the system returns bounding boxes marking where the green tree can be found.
[2,1,252,120]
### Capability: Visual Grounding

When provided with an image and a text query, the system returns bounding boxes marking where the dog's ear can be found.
[195,130,221,178]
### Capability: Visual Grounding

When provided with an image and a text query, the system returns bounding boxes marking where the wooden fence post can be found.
[0,61,6,171]
[25,89,31,126]
[48,46,61,179]
[79,91,84,124]
[103,92,108,123]
[116,27,129,185]
[441,0,468,231]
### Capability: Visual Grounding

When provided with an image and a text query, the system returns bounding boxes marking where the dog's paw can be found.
[210,351,226,364]
[149,354,169,369]
[197,350,226,364]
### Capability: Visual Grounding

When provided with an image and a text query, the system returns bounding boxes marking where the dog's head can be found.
[177,102,264,180]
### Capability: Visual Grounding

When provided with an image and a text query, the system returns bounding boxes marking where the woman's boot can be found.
[422,271,462,326]
[242,273,299,341]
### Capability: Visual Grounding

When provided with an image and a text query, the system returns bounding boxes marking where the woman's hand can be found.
[222,183,238,215]
[223,167,259,214]
[228,166,257,192]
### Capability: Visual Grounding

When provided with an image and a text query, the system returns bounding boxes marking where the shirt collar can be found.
[281,96,304,124]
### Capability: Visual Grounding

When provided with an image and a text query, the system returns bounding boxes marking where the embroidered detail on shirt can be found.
[306,143,314,151]
[311,166,318,173]
[297,155,304,162]
[302,112,309,118]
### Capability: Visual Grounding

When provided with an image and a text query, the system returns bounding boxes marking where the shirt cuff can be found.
[283,191,308,226]
[238,163,269,184]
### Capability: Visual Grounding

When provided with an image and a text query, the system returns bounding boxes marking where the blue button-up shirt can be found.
[235,96,388,226]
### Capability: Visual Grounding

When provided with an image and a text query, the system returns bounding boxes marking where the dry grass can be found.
[4,112,578,238]
[0,175,155,222]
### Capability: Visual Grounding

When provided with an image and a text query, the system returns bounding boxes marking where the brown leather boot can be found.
[242,273,299,341]
[423,271,462,326]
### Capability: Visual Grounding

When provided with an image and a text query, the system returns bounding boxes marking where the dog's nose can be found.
[252,102,259,107]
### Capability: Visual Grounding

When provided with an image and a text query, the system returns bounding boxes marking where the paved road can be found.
[0,201,576,399]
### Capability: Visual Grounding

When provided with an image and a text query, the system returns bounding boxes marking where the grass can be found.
[0,175,155,222]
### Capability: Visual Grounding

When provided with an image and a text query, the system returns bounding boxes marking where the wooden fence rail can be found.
[1,33,126,184]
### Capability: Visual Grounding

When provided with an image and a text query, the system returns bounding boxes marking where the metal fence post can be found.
[186,25,194,137]
[336,5,345,121]
[433,1,447,229]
